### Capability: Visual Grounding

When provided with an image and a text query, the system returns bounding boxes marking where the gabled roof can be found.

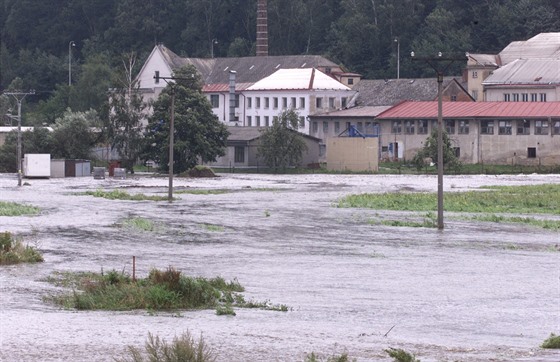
[376,101,560,119]
[499,32,560,64]
[246,68,351,91]
[467,53,500,67]
[352,77,467,106]
[483,59,560,85]
[157,44,342,86]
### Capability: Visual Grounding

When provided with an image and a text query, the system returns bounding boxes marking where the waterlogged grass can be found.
[83,189,171,201]
[385,347,421,362]
[0,232,44,265]
[467,214,560,231]
[121,217,157,232]
[175,189,230,195]
[305,352,355,362]
[0,201,40,216]
[47,267,289,314]
[541,333,560,348]
[201,223,225,232]
[372,212,437,228]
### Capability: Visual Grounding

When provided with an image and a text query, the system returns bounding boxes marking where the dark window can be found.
[458,120,469,134]
[210,94,219,108]
[517,120,530,135]
[299,117,305,128]
[512,93,519,102]
[334,122,340,133]
[264,116,270,127]
[535,120,549,135]
[504,93,510,101]
[498,120,512,135]
[527,147,536,158]
[540,93,547,102]
[247,97,252,108]
[291,97,297,109]
[323,121,328,133]
[312,121,318,133]
[154,71,160,84]
[404,120,415,134]
[554,121,560,135]
[445,120,455,134]
[341,97,347,108]
[256,116,260,127]
[234,94,239,107]
[316,97,323,108]
[247,116,252,126]
[348,78,354,85]
[255,97,261,108]
[522,93,528,102]
[418,120,428,134]
[264,97,269,108]
[451,95,457,101]
[273,97,278,109]
[234,146,245,163]
[282,97,288,108]
[392,120,402,134]
[531,93,538,102]
[481,120,494,134]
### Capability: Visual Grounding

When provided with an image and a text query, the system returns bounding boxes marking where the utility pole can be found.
[3,90,35,186]
[68,41,76,86]
[394,37,400,79]
[410,52,465,230]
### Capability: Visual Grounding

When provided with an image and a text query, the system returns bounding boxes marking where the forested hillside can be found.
[1,0,559,122]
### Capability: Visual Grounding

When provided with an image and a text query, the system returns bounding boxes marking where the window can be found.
[299,97,305,109]
[282,97,288,109]
[404,120,415,134]
[348,78,354,85]
[418,120,428,134]
[472,90,478,101]
[522,93,528,102]
[554,120,560,135]
[329,97,335,109]
[540,93,547,102]
[255,116,261,127]
[247,97,252,108]
[531,93,538,102]
[234,146,245,163]
[210,94,219,108]
[334,122,340,133]
[312,121,318,133]
[392,120,402,134]
[445,120,455,134]
[503,93,511,101]
[472,71,478,78]
[316,97,323,108]
[299,117,305,128]
[517,120,530,135]
[458,120,469,134]
[273,97,279,109]
[512,93,519,102]
[535,120,549,135]
[291,97,296,109]
[154,71,160,84]
[341,97,347,108]
[498,120,512,135]
[264,116,270,127]
[247,116,252,126]
[323,121,329,133]
[527,147,536,158]
[481,120,494,134]
[451,95,457,101]
[264,97,269,109]
[256,97,261,108]
[357,122,363,132]
[234,94,240,107]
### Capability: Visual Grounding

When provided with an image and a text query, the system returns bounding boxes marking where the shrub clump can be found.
[541,333,560,348]
[116,331,216,362]
[48,266,287,314]
[0,232,44,265]
[0,201,40,216]
[185,165,217,178]
[385,348,420,362]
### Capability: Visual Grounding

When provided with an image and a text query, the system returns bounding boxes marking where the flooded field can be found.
[0,172,559,361]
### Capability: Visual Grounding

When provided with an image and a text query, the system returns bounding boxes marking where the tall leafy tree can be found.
[143,65,228,174]
[412,128,461,171]
[257,109,308,171]
[50,109,100,159]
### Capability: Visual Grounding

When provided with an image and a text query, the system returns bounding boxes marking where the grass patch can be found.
[385,347,420,362]
[115,331,216,362]
[0,232,44,265]
[305,352,355,362]
[83,189,171,201]
[47,267,288,314]
[467,214,560,230]
[338,184,560,215]
[122,217,157,232]
[200,224,225,232]
[0,201,40,216]
[541,333,560,348]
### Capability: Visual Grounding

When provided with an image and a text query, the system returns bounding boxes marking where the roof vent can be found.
[535,76,542,81]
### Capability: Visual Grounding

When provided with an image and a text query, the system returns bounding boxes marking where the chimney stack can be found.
[256,0,268,56]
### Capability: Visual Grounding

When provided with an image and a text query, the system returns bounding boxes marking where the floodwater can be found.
[0,172,559,362]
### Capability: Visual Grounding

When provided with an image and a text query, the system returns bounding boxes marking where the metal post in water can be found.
[132,256,136,282]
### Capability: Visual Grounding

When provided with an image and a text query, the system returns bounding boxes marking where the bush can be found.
[385,348,420,362]
[541,333,560,348]
[116,331,216,362]
[0,232,44,265]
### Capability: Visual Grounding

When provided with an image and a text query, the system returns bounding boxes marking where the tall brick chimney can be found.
[256,0,268,56]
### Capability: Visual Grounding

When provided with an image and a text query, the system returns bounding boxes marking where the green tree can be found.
[0,128,53,172]
[143,65,228,174]
[412,128,461,171]
[257,109,308,171]
[107,53,147,173]
[50,108,100,159]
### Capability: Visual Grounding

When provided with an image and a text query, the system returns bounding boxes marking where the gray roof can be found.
[159,45,341,85]
[226,126,321,142]
[352,77,466,106]
[310,106,392,119]
[499,32,560,64]
[483,58,560,85]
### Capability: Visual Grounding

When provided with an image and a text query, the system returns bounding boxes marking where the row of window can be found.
[210,94,240,108]
[210,94,349,110]
[503,93,547,102]
[389,119,560,136]
[312,121,378,135]
[246,115,306,128]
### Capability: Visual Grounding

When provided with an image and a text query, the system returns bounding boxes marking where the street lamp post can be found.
[394,37,400,79]
[211,38,218,58]
[4,91,34,186]
[68,41,76,86]
[410,52,464,230]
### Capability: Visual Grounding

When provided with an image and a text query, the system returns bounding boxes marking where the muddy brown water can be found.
[0,173,559,361]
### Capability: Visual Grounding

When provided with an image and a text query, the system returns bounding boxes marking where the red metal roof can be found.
[203,82,253,93]
[376,101,560,119]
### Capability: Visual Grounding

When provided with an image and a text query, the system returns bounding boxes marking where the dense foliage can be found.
[143,65,229,174]
[412,128,461,171]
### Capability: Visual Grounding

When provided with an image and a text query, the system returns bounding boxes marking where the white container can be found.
[23,154,51,178]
